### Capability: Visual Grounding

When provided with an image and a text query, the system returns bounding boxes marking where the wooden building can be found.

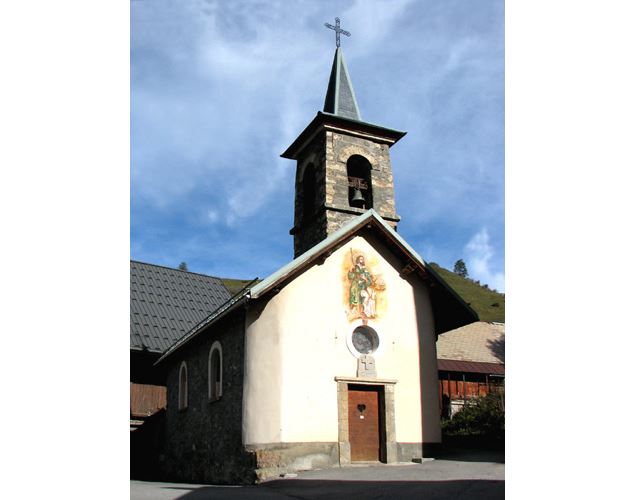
[436,321,505,417]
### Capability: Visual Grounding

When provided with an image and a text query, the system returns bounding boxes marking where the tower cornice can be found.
[281,111,406,160]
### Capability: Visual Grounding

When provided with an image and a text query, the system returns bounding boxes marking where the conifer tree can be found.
[453,259,468,278]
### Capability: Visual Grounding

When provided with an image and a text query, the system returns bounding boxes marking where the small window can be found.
[208,341,223,402]
[178,361,188,410]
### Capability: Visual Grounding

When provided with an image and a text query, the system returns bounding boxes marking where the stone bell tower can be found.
[282,45,406,258]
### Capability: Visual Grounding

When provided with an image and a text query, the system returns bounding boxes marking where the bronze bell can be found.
[351,188,365,206]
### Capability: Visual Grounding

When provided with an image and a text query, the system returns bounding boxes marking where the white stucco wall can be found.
[242,234,440,445]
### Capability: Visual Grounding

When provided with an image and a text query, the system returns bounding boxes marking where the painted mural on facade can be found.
[343,249,386,323]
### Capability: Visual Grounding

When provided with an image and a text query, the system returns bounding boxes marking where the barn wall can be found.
[130,382,166,417]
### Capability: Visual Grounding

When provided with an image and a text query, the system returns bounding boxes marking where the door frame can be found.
[334,376,398,465]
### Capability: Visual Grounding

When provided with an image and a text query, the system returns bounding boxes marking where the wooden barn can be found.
[436,321,505,417]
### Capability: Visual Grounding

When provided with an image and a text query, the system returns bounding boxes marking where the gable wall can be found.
[244,233,440,448]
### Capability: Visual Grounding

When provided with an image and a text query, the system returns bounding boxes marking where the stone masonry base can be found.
[245,441,438,482]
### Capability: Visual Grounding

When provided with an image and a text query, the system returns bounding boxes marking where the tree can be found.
[178,262,188,271]
[453,259,468,278]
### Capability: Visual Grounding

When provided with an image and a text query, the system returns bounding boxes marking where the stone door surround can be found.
[334,376,397,465]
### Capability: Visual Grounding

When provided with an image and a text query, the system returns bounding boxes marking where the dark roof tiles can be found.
[323,48,361,120]
[130,261,232,353]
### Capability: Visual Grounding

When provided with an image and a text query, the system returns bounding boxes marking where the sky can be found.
[131,0,505,291]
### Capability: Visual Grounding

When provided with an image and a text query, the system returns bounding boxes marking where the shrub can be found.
[442,391,505,441]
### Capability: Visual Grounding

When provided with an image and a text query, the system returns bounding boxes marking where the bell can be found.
[351,188,365,207]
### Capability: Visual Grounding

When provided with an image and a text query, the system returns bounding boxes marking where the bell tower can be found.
[282,28,406,258]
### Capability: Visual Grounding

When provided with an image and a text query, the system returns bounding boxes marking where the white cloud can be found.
[207,209,219,223]
[464,227,505,292]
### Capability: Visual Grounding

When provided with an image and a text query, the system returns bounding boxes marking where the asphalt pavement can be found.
[131,451,504,500]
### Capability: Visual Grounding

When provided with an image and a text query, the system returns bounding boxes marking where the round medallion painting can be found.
[351,325,379,355]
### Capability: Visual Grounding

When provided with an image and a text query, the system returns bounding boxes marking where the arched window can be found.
[346,155,373,209]
[178,361,188,410]
[302,163,316,222]
[208,341,223,401]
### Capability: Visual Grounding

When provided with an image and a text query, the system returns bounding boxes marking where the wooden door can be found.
[348,385,383,462]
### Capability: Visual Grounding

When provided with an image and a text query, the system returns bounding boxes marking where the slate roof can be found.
[436,321,505,366]
[323,47,361,120]
[282,47,405,161]
[130,261,233,353]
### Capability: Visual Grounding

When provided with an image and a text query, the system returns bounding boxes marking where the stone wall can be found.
[292,129,400,257]
[247,442,340,481]
[326,131,398,223]
[292,134,328,257]
[162,309,256,484]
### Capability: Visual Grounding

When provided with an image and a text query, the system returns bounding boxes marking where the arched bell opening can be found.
[346,155,373,210]
[302,163,317,222]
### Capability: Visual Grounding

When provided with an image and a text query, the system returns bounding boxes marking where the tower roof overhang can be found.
[281,111,407,160]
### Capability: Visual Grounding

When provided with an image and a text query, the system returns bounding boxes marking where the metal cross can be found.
[348,177,369,190]
[324,17,351,48]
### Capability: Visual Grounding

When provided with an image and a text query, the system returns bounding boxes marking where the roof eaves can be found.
[280,112,406,160]
[347,212,478,331]
[250,209,433,300]
[249,210,476,334]
[154,288,251,366]
[425,264,479,321]
[130,345,164,354]
[318,112,406,139]
[250,210,377,299]
[437,359,505,375]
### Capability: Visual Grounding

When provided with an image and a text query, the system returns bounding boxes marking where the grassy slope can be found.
[221,278,259,296]
[429,263,505,323]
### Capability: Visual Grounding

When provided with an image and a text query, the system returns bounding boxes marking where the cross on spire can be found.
[324,17,350,48]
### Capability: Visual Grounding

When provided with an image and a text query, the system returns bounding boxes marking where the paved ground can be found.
[131,450,504,500]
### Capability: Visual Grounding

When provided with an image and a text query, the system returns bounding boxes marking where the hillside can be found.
[221,278,259,296]
[429,263,505,323]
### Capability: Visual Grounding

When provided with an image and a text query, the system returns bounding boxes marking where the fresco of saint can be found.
[345,250,385,323]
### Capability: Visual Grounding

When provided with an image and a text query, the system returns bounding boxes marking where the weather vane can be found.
[324,17,351,48]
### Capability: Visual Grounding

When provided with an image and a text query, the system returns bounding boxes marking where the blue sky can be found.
[131,0,504,291]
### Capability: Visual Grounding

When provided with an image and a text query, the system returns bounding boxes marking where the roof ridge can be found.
[130,260,225,281]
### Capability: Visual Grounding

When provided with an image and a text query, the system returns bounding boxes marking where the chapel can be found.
[148,39,477,484]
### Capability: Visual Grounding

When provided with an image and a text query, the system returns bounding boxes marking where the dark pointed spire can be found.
[323,48,361,121]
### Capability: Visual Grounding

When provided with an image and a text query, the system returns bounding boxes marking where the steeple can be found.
[282,22,407,258]
[323,48,361,121]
